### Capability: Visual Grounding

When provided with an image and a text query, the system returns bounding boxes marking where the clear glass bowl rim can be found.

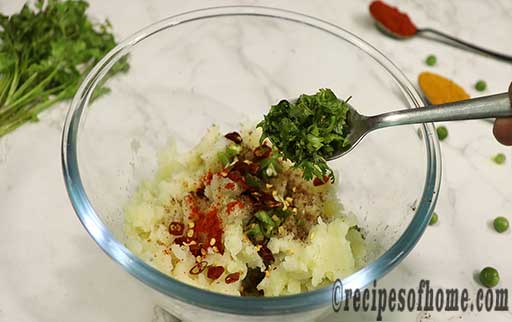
[61,5,442,316]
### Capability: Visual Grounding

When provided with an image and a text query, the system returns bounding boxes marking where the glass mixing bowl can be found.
[62,6,441,322]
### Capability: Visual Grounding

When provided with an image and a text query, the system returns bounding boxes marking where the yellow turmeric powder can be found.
[418,72,470,105]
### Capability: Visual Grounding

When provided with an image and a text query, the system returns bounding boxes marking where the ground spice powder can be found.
[418,72,470,105]
[369,1,417,37]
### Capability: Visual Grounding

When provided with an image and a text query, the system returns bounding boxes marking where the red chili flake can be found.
[226,200,244,214]
[248,162,260,175]
[224,132,243,144]
[248,192,266,210]
[231,161,250,175]
[258,245,275,266]
[313,178,323,186]
[264,199,281,208]
[224,182,236,190]
[168,222,184,236]
[253,145,272,159]
[227,170,245,186]
[313,175,329,186]
[225,272,241,284]
[189,243,203,257]
[174,236,193,246]
[260,192,277,203]
[207,266,225,280]
[259,191,281,208]
[189,261,208,275]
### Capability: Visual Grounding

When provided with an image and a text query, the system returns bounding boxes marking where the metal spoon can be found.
[328,83,512,159]
[373,21,512,64]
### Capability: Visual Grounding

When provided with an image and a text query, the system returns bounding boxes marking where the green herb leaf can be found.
[0,0,129,137]
[257,89,350,182]
[259,150,282,178]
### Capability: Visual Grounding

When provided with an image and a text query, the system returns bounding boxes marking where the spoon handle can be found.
[418,28,512,63]
[371,83,512,129]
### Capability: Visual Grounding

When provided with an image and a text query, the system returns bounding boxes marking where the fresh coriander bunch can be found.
[0,0,129,137]
[257,88,351,182]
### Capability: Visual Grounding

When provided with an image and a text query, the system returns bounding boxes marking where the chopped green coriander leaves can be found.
[479,267,500,288]
[429,212,438,225]
[258,89,351,182]
[493,216,509,233]
[475,80,487,92]
[259,148,282,178]
[425,55,437,66]
[492,153,506,165]
[0,0,129,137]
[436,126,448,141]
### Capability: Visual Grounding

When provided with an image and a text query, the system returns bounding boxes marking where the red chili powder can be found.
[369,1,417,37]
[201,171,213,185]
[226,200,244,214]
[189,205,224,254]
[224,182,236,190]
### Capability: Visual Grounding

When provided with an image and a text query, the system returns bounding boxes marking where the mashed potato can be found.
[124,126,365,296]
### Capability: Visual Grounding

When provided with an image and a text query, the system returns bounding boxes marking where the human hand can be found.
[494,83,512,145]
[494,118,512,145]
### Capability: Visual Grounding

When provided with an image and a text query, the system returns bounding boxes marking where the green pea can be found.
[425,55,437,66]
[429,212,438,225]
[493,216,509,233]
[475,80,487,91]
[436,126,448,141]
[479,267,500,288]
[492,153,506,165]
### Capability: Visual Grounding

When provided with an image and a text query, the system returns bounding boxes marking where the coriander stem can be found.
[5,59,20,106]
[0,73,12,106]
[0,81,67,120]
[8,66,61,105]
[0,93,66,137]
[9,72,39,102]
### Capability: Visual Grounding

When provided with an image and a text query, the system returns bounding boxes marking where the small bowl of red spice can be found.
[62,6,440,321]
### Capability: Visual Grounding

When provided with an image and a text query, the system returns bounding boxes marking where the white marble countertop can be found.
[0,0,511,321]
